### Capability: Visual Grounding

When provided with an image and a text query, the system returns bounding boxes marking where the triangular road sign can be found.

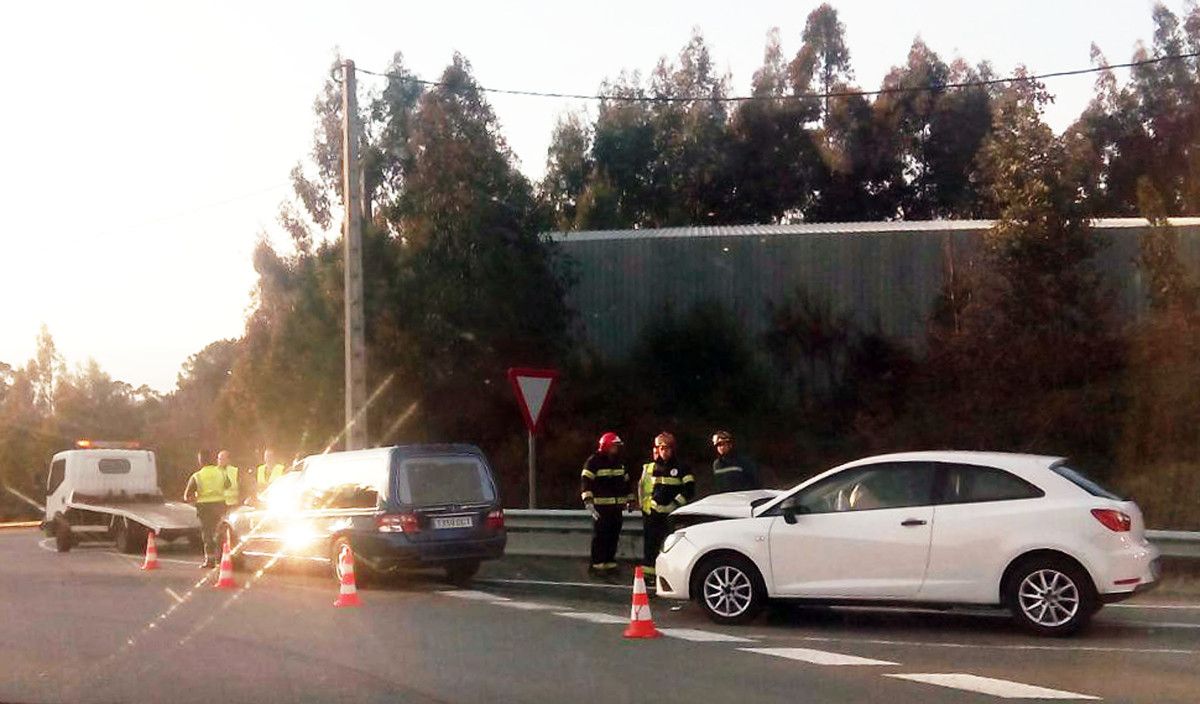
[507,368,559,434]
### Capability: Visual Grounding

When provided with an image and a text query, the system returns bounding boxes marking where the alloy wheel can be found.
[1017,568,1080,628]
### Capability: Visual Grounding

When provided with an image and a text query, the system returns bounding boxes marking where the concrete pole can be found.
[341,59,368,451]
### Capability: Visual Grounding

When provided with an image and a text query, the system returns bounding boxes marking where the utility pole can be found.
[341,59,368,451]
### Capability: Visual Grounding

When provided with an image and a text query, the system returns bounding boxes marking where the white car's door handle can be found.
[900,518,927,527]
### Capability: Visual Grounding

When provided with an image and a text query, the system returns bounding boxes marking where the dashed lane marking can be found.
[885,673,1100,700]
[437,590,511,602]
[740,647,898,666]
[1109,603,1200,610]
[742,634,1197,656]
[554,611,629,625]
[1122,620,1200,629]
[477,578,629,591]
[491,600,565,611]
[164,587,184,603]
[658,628,755,643]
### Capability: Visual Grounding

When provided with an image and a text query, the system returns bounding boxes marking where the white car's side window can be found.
[784,462,935,515]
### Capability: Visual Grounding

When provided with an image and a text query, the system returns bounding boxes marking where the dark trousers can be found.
[196,502,227,563]
[642,511,671,573]
[590,505,624,568]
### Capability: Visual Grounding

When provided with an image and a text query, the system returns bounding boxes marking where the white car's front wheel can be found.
[694,554,765,625]
[1006,557,1097,636]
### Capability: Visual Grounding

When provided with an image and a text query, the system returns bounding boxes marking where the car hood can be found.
[673,489,784,519]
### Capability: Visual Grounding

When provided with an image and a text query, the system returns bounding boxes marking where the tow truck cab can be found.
[45,447,160,521]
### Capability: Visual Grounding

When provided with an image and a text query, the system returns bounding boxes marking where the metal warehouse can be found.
[550,218,1200,360]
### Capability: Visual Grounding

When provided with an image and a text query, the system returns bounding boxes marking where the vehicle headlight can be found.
[661,531,686,554]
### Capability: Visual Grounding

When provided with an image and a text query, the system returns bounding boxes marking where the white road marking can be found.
[491,600,563,611]
[1123,620,1200,629]
[1109,603,1200,610]
[740,647,897,666]
[438,590,510,602]
[164,587,184,603]
[742,634,1197,656]
[478,578,629,591]
[886,673,1100,700]
[658,628,754,643]
[554,611,628,624]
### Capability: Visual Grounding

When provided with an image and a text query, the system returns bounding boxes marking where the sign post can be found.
[507,368,559,509]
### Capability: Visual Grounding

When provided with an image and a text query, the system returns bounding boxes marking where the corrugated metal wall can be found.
[554,221,1200,360]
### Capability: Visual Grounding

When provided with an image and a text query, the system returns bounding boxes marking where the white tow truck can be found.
[42,441,201,553]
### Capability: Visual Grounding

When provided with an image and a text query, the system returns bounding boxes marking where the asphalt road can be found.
[1,530,1197,704]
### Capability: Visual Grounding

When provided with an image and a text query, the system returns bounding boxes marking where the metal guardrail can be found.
[1147,530,1200,558]
[505,509,1200,559]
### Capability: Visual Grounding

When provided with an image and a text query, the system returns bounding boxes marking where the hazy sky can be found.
[0,0,1186,392]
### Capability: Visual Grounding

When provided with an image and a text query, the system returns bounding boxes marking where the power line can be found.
[355,51,1200,103]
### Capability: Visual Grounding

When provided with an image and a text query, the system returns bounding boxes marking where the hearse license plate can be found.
[432,516,473,530]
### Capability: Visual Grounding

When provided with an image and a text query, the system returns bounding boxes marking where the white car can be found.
[655,451,1160,636]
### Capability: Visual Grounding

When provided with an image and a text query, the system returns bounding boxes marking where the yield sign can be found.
[507,367,559,434]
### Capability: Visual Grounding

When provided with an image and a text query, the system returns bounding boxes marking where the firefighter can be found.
[256,448,286,496]
[581,432,633,577]
[710,430,762,494]
[183,451,231,568]
[638,432,694,577]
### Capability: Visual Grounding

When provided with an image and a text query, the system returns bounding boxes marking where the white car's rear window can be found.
[1051,463,1124,501]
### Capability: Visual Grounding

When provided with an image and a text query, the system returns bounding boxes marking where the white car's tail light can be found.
[1091,508,1131,532]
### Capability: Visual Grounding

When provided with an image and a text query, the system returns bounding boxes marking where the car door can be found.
[920,462,1046,603]
[767,462,936,599]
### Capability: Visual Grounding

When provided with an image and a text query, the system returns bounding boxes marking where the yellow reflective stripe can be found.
[682,474,695,483]
[642,566,656,575]
[675,495,688,506]
[581,469,596,479]
[713,466,743,475]
[653,477,683,486]
[595,468,626,477]
[581,491,594,501]
[593,497,621,505]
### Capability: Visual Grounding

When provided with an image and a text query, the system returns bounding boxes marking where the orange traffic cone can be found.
[140,531,159,571]
[623,566,661,639]
[333,544,362,608]
[214,540,237,589]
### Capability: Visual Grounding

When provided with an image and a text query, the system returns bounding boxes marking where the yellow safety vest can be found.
[639,463,656,514]
[191,465,227,504]
[257,463,285,489]
[223,466,240,506]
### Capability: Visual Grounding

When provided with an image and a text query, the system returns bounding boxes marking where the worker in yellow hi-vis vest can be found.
[256,448,286,497]
[637,432,694,578]
[183,450,232,568]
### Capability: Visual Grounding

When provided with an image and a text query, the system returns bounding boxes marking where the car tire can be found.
[693,553,766,626]
[54,518,73,553]
[1005,556,1097,637]
[115,519,147,554]
[331,536,372,588]
[444,561,481,586]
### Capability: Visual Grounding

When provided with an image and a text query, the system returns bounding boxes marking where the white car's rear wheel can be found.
[695,554,765,625]
[1006,557,1096,636]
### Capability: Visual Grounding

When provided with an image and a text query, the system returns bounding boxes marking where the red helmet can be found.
[597,432,623,452]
